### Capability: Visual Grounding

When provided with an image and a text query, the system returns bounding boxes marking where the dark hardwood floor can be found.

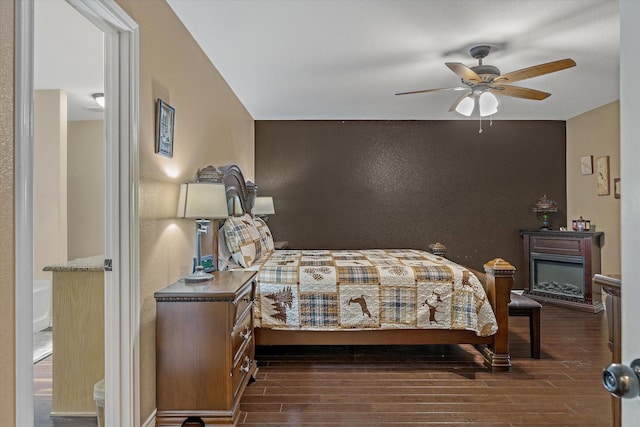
[239,304,614,426]
[35,304,613,426]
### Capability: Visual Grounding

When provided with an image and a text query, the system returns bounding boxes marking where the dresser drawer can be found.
[231,342,254,399]
[231,305,252,360]
[233,280,254,324]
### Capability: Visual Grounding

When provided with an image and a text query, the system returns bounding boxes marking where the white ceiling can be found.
[34,0,104,122]
[166,0,620,120]
[35,0,620,122]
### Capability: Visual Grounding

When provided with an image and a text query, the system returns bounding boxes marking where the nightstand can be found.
[274,241,289,250]
[154,270,257,426]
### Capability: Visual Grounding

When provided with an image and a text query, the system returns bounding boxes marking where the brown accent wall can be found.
[256,120,567,286]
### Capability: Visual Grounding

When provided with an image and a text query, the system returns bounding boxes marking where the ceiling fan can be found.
[396,45,576,119]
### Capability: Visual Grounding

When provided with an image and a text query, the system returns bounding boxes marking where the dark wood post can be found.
[482,258,515,371]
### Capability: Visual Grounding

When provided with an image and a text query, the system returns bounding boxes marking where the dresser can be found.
[155,271,258,426]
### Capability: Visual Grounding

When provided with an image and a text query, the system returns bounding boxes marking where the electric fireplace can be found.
[521,230,604,313]
[530,253,584,298]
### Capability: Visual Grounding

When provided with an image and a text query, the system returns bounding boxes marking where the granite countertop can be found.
[43,255,104,272]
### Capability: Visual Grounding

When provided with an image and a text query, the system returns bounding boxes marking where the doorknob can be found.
[602,359,640,399]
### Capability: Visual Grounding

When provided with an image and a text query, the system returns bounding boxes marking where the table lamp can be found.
[533,194,558,230]
[177,182,229,281]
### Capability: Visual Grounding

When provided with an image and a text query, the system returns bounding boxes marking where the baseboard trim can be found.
[142,409,157,427]
[50,411,96,417]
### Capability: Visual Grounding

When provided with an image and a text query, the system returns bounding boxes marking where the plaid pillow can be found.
[223,214,262,267]
[253,217,275,256]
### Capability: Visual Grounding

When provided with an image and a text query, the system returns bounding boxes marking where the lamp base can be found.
[539,213,552,230]
[184,265,213,282]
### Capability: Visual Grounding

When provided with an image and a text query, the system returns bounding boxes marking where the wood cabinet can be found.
[521,230,603,312]
[155,271,258,426]
[594,273,621,427]
[43,256,105,416]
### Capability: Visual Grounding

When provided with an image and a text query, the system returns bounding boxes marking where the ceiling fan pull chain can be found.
[478,112,483,134]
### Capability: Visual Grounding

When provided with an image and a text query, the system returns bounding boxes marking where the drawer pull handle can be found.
[233,297,251,306]
[240,356,252,373]
[240,326,251,340]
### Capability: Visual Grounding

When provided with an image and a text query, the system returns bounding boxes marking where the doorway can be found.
[15,0,140,425]
[33,1,105,420]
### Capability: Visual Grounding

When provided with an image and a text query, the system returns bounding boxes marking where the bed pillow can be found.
[223,213,262,267]
[253,217,275,255]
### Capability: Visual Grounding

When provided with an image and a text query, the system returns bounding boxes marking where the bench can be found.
[508,292,541,359]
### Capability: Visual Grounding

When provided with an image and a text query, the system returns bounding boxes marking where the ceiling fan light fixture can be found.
[479,91,498,116]
[455,95,475,117]
[92,93,105,108]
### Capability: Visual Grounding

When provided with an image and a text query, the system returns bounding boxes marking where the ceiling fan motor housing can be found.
[469,45,500,80]
[470,64,501,81]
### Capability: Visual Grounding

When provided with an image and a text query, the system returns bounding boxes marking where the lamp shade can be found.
[253,196,275,215]
[177,182,229,219]
[533,194,558,213]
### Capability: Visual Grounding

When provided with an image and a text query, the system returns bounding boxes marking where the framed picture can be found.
[595,156,610,196]
[580,155,593,175]
[614,178,621,199]
[155,99,175,158]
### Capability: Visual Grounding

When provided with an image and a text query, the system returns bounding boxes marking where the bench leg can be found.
[530,308,541,359]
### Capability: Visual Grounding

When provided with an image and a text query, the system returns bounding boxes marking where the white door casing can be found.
[620,1,640,424]
[15,0,140,426]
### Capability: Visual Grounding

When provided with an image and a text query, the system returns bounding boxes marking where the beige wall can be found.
[67,120,104,260]
[0,0,15,424]
[566,101,621,274]
[34,90,68,279]
[115,0,255,422]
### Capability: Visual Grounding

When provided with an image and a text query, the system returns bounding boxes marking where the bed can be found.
[211,164,515,371]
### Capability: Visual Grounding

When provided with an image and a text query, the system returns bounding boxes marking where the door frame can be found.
[14,0,140,425]
[620,1,640,424]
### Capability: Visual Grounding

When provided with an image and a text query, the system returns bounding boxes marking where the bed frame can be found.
[215,164,515,371]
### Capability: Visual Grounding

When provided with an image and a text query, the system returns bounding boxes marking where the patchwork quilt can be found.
[247,249,498,337]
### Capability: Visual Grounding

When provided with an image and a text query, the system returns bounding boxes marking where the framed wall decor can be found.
[595,155,610,196]
[580,155,593,175]
[155,98,175,158]
[614,178,621,199]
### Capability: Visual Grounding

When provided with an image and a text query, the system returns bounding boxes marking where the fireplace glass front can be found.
[530,253,585,298]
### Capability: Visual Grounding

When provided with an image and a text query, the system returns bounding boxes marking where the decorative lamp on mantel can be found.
[533,194,558,230]
[177,182,229,281]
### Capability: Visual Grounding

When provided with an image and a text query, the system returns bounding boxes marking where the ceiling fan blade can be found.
[445,62,482,83]
[494,58,576,84]
[448,92,472,112]
[490,85,551,100]
[395,87,465,96]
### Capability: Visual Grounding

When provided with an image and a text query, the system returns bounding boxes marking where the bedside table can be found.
[154,270,257,426]
[274,241,289,250]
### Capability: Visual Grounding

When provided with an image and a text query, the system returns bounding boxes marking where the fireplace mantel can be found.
[521,230,604,313]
